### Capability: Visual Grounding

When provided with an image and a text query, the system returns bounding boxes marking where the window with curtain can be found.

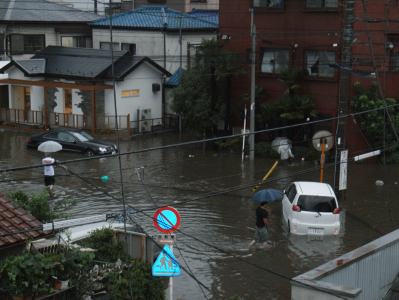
[261,49,289,74]
[305,50,335,78]
[9,34,45,55]
[253,0,284,8]
[306,0,338,9]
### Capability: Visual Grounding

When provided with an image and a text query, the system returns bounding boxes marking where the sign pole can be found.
[169,244,173,300]
[241,105,247,162]
[320,140,326,183]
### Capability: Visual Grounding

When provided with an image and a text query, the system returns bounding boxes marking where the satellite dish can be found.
[312,130,334,152]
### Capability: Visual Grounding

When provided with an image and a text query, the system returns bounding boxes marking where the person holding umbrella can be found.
[255,201,270,247]
[38,141,63,196]
[42,153,56,196]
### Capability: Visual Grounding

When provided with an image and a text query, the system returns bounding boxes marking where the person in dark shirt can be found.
[255,202,269,245]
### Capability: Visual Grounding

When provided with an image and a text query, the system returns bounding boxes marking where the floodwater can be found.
[1,128,399,299]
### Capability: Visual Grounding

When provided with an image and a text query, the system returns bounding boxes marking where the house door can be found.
[0,86,9,108]
[64,89,72,114]
[23,87,31,121]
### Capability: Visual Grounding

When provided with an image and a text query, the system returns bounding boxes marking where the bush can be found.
[80,228,127,262]
[105,259,164,300]
[214,138,242,152]
[8,190,56,222]
[0,252,54,297]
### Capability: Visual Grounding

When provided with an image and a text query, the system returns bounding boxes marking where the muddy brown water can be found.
[0,129,398,299]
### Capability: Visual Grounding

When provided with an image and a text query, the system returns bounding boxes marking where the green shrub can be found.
[105,259,164,300]
[80,228,127,262]
[0,252,54,297]
[7,191,56,222]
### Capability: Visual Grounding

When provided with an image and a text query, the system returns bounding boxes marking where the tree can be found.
[172,39,242,135]
[258,68,316,128]
[352,82,399,161]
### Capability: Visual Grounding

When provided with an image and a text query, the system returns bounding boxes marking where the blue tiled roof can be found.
[91,6,218,31]
[166,67,184,87]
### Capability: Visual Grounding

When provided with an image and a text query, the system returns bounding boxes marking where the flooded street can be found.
[1,129,398,299]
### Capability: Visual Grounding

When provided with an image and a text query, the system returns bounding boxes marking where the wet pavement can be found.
[1,128,398,299]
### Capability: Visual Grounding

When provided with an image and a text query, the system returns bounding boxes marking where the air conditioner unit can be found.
[141,109,152,132]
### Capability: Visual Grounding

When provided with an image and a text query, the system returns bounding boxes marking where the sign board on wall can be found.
[339,150,348,191]
[121,89,140,97]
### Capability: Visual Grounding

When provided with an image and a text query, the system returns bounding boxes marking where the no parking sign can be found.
[153,206,181,234]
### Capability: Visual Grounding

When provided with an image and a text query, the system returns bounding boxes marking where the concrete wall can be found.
[292,228,399,300]
[92,28,217,73]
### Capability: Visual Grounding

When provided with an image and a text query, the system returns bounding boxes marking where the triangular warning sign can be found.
[152,244,181,277]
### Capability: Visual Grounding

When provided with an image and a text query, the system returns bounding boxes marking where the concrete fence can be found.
[292,228,399,299]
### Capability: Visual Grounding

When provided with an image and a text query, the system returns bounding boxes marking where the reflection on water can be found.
[1,130,399,299]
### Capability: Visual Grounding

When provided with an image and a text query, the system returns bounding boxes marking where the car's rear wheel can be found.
[85,149,95,157]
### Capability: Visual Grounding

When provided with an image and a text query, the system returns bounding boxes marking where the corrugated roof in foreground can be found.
[0,0,99,22]
[91,5,218,31]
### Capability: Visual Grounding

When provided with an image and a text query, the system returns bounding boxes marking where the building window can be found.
[306,0,338,9]
[148,0,166,3]
[0,35,4,53]
[121,43,136,55]
[61,36,92,48]
[387,35,399,71]
[261,49,289,74]
[305,50,336,78]
[100,42,120,51]
[253,0,284,8]
[8,34,45,55]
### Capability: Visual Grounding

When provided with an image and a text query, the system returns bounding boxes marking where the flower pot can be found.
[54,279,69,290]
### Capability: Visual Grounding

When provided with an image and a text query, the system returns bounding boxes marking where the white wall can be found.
[30,86,44,111]
[104,62,163,122]
[6,66,43,109]
[92,28,217,73]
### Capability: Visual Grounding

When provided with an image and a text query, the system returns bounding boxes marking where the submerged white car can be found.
[282,181,341,236]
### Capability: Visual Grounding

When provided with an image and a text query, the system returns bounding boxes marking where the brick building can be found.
[219,0,399,151]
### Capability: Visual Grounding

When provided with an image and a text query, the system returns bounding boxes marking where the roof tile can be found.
[91,6,218,31]
[0,194,45,248]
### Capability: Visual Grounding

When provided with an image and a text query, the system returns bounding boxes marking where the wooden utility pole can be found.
[334,0,354,195]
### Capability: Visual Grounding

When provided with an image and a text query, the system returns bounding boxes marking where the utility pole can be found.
[249,8,256,161]
[333,0,354,196]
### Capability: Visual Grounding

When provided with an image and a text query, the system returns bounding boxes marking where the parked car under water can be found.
[282,181,341,236]
[27,129,118,156]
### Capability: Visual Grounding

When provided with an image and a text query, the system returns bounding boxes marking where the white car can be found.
[282,181,341,236]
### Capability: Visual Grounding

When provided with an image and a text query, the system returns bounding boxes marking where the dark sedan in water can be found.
[27,129,118,156]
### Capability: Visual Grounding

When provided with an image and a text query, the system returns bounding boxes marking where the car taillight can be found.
[333,208,341,214]
[292,205,301,212]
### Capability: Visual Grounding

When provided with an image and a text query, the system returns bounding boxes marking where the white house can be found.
[0,0,98,61]
[90,6,219,74]
[0,46,171,133]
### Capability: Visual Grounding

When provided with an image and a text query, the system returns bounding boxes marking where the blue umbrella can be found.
[251,188,283,204]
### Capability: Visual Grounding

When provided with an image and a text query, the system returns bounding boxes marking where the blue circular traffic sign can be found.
[153,206,181,234]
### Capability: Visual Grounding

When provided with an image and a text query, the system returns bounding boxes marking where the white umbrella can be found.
[38,141,63,153]
[271,137,291,152]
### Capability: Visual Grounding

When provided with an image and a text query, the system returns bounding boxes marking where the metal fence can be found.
[0,108,43,125]
[0,108,131,132]
[131,114,179,134]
